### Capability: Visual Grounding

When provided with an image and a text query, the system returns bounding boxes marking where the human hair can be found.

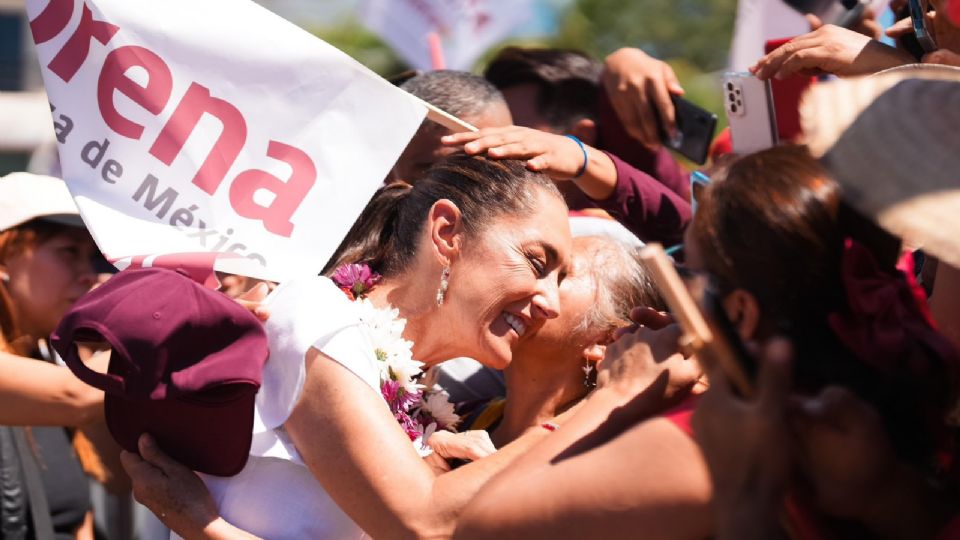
[400,70,506,121]
[690,145,959,478]
[573,236,666,335]
[324,154,562,277]
[484,47,601,131]
[0,219,76,354]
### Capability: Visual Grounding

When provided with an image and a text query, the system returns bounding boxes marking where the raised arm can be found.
[454,323,711,540]
[0,350,105,426]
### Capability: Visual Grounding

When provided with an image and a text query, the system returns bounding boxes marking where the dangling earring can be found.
[582,360,596,388]
[435,266,450,306]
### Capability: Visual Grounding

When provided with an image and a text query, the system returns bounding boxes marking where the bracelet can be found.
[564,134,589,179]
[541,422,559,432]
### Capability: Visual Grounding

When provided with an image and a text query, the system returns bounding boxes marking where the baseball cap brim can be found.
[106,389,255,477]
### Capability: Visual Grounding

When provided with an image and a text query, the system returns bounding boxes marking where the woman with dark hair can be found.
[686,146,960,539]
[0,172,104,539]
[123,155,589,539]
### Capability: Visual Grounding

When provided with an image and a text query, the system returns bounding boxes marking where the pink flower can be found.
[333,263,382,298]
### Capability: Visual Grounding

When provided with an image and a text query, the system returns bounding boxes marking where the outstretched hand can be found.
[121,434,220,537]
[752,24,913,80]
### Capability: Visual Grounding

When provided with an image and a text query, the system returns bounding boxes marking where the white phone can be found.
[722,72,778,155]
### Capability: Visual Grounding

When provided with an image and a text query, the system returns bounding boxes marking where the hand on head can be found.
[598,309,701,403]
[441,126,590,181]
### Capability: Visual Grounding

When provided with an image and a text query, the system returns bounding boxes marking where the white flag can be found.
[359,0,535,71]
[27,0,426,282]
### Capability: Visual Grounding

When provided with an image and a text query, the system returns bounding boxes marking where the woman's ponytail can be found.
[322,182,413,276]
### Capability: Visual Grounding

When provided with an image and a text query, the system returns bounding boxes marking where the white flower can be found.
[387,354,425,394]
[421,390,460,430]
[355,298,423,393]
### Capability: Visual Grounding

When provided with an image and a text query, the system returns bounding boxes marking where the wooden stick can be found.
[639,244,713,350]
[639,243,755,397]
[402,92,478,133]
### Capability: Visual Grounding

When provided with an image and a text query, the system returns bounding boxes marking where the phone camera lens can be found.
[726,82,734,91]
[728,92,735,102]
[731,104,738,113]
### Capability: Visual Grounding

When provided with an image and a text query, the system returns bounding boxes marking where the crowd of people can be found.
[3,0,960,538]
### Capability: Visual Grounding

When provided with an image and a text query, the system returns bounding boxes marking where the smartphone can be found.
[764,39,817,142]
[659,95,718,165]
[722,72,778,155]
[908,0,937,53]
[783,0,872,26]
[639,244,756,396]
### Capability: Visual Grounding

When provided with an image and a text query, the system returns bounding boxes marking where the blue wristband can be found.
[565,134,589,178]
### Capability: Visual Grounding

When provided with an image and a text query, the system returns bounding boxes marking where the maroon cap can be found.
[51,267,268,477]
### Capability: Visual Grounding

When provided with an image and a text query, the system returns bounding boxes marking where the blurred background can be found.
[0,0,737,175]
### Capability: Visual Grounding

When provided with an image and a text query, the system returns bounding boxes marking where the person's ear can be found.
[582,342,606,363]
[722,289,761,341]
[427,199,464,265]
[569,118,598,147]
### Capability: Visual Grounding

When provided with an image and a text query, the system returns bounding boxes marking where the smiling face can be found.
[1,225,97,338]
[444,187,572,369]
[511,236,608,366]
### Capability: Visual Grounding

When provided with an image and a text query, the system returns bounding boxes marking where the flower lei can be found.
[333,264,460,451]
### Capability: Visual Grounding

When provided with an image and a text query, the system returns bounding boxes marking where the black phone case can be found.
[660,95,718,165]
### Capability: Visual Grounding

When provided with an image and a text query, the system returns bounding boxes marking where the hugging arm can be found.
[454,324,711,540]
[282,348,551,539]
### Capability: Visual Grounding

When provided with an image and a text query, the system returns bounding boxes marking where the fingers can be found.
[238,282,269,302]
[629,306,674,330]
[467,432,497,460]
[441,126,519,148]
[924,48,960,66]
[633,81,660,146]
[885,16,914,39]
[649,72,677,140]
[120,448,149,478]
[806,13,824,30]
[664,65,684,95]
[752,34,822,80]
[138,433,181,473]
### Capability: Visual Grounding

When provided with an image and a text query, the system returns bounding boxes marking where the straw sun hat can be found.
[801,64,960,267]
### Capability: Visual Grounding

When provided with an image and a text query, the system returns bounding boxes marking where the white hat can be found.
[0,172,83,232]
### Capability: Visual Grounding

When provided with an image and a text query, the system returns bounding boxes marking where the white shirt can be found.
[186,276,383,539]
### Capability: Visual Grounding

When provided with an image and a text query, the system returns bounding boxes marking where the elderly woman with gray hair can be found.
[454,234,665,448]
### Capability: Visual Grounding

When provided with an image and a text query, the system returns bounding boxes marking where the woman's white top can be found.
[189,276,392,539]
